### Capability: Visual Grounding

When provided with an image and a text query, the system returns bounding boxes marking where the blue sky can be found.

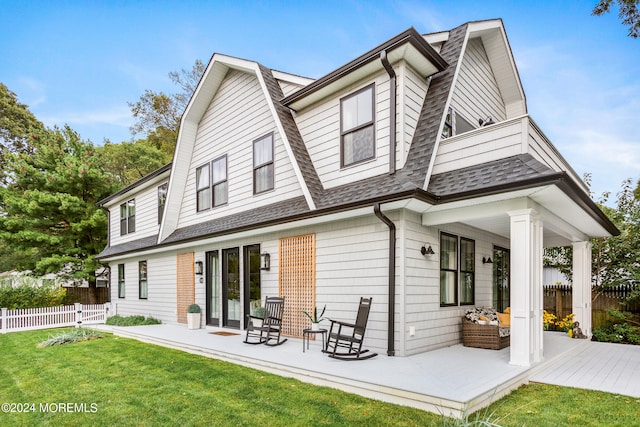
[1,0,638,201]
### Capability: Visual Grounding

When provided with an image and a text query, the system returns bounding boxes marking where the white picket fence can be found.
[0,303,108,333]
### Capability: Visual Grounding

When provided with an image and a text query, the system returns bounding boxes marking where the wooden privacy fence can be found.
[64,286,110,304]
[544,284,639,328]
[0,303,107,333]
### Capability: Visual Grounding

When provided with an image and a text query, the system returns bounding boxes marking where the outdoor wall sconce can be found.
[260,252,270,271]
[194,260,203,275]
[420,245,435,256]
[482,257,493,264]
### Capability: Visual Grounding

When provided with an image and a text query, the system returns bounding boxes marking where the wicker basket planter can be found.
[462,318,510,350]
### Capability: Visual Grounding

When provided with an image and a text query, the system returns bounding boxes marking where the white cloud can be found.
[17,76,47,108]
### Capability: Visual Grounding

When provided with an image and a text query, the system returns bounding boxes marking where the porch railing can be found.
[0,303,108,333]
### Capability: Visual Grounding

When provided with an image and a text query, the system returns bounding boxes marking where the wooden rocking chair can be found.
[323,297,377,360]
[244,296,288,346]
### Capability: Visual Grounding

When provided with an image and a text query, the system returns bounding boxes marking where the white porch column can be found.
[508,209,544,367]
[572,241,593,337]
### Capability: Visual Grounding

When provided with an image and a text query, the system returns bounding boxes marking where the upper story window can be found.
[212,155,228,207]
[196,156,228,212]
[253,133,274,194]
[341,84,375,167]
[119,199,135,235]
[440,232,475,306]
[196,163,211,212]
[157,183,168,224]
[442,107,476,139]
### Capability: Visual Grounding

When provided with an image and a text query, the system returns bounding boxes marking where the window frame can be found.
[138,260,148,300]
[340,83,376,168]
[119,199,136,235]
[439,232,475,307]
[157,183,168,224]
[211,155,228,207]
[253,133,274,195]
[196,163,211,212]
[118,264,125,299]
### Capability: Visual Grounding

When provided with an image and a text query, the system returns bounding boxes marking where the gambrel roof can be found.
[97,19,617,260]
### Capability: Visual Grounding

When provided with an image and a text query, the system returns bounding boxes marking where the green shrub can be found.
[0,284,68,309]
[593,319,640,345]
[106,314,161,326]
[187,304,201,313]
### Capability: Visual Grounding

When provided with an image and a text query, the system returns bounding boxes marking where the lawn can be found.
[0,329,638,426]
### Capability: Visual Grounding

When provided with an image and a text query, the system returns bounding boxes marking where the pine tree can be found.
[0,126,118,302]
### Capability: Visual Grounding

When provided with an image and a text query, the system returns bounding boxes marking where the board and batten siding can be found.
[176,69,304,229]
[109,252,178,325]
[108,181,165,247]
[451,37,506,131]
[295,70,393,189]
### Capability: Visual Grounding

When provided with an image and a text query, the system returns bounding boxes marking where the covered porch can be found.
[96,323,590,417]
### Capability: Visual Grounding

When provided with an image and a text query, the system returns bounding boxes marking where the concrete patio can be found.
[93,324,640,417]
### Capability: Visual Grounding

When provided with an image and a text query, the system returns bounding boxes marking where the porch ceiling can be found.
[415,185,611,247]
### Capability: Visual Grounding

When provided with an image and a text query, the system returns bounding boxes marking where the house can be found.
[97,19,618,367]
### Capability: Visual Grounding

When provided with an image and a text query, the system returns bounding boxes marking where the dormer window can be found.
[341,84,375,167]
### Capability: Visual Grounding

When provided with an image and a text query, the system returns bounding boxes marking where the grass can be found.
[1,329,638,426]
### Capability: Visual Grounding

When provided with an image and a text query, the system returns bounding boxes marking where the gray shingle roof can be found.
[162,196,310,244]
[258,64,324,206]
[97,21,618,259]
[429,154,559,196]
[97,235,160,259]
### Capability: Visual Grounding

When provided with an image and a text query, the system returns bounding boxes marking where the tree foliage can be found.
[98,139,171,187]
[0,126,118,292]
[0,83,45,182]
[128,59,204,154]
[593,0,640,38]
[543,176,640,290]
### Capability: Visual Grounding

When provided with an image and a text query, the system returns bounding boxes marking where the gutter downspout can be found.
[374,203,396,356]
[380,50,396,175]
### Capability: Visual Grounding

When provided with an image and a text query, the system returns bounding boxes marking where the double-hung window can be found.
[157,183,168,224]
[196,157,228,211]
[211,155,228,207]
[196,163,211,212]
[341,84,375,167]
[119,199,135,235]
[253,133,274,194]
[139,261,148,299]
[118,264,125,298]
[440,232,475,306]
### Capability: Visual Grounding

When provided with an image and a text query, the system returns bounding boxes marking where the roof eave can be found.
[282,27,448,111]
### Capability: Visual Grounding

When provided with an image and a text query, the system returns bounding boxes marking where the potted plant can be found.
[303,305,326,331]
[250,306,266,328]
[187,304,201,330]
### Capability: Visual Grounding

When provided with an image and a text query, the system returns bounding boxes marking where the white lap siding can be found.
[402,212,509,355]
[109,252,178,325]
[177,69,304,229]
[109,182,164,247]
